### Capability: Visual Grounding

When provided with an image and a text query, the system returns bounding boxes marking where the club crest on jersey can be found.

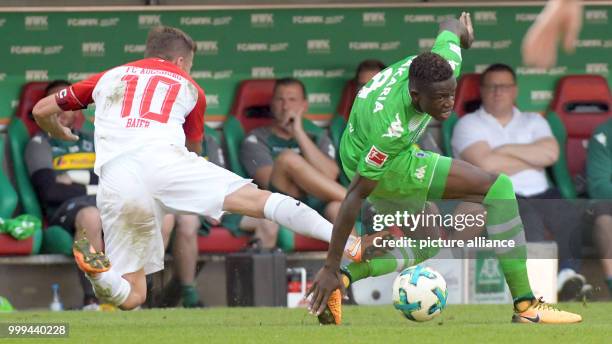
[365,146,388,168]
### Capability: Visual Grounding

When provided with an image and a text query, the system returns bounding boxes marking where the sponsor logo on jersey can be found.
[67,72,95,81]
[82,42,105,57]
[515,13,538,22]
[404,14,435,23]
[365,146,388,168]
[307,40,331,54]
[349,41,400,51]
[382,113,404,138]
[124,44,146,53]
[474,11,497,25]
[25,70,48,81]
[586,63,609,75]
[530,90,553,102]
[180,16,232,26]
[363,12,385,26]
[196,41,219,55]
[251,13,274,27]
[252,67,275,78]
[25,16,48,30]
[308,93,331,106]
[138,15,161,28]
[53,153,95,170]
[292,15,343,25]
[585,10,608,24]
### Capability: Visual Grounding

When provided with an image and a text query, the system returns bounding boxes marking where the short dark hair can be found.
[355,59,386,79]
[480,63,516,84]
[45,80,71,96]
[408,52,454,90]
[145,26,195,61]
[273,77,307,99]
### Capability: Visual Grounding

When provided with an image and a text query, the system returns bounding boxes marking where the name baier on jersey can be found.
[55,58,206,174]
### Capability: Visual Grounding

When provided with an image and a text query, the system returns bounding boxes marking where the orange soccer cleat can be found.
[73,232,111,274]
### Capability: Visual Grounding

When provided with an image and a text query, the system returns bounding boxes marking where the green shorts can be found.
[345,147,452,214]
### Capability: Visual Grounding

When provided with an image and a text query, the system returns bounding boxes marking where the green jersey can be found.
[340,31,463,181]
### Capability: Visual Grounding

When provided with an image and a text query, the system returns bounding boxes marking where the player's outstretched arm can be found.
[306,174,378,315]
[522,0,582,68]
[32,95,78,141]
[439,12,474,49]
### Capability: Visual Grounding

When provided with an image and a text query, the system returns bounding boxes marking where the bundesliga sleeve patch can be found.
[365,145,388,168]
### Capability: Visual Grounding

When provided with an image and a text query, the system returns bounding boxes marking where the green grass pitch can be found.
[1,303,610,343]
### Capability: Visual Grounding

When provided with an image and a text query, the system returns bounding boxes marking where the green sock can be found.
[483,174,533,301]
[344,244,439,283]
[181,285,200,307]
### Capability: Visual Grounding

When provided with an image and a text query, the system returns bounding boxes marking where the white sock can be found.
[87,269,131,306]
[263,193,358,251]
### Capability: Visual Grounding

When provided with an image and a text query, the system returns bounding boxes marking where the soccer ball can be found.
[392,265,448,322]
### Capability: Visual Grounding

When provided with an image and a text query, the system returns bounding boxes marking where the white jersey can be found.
[56,57,206,174]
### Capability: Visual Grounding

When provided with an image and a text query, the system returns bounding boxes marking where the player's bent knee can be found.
[274,150,304,170]
[76,206,101,223]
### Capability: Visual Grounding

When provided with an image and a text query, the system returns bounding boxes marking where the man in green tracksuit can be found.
[306,12,581,325]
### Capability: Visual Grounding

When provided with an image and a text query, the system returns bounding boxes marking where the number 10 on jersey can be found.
[120,74,181,124]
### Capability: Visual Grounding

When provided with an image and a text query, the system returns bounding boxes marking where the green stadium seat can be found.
[0,134,41,255]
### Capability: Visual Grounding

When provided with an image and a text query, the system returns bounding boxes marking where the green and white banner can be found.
[0,4,610,125]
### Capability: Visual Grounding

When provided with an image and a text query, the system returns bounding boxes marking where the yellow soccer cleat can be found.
[511,297,582,324]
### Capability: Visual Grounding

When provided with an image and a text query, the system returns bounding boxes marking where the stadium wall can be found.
[0,2,610,127]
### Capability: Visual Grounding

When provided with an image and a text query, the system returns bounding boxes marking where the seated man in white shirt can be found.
[451,63,590,301]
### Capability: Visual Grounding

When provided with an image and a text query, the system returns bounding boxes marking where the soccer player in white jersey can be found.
[32,26,360,310]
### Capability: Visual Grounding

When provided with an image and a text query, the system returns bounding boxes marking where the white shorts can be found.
[97,144,253,276]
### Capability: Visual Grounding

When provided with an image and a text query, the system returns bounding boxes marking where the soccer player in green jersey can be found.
[306,12,582,325]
